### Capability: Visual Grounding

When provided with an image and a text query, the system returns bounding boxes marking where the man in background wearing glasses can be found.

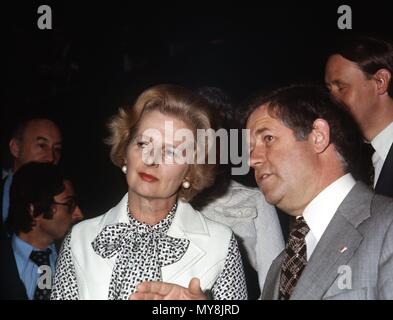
[0,162,80,300]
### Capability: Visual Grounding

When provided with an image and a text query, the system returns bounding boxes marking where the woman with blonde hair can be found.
[51,84,247,300]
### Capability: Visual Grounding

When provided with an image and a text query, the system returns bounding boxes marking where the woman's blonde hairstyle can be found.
[106,84,216,202]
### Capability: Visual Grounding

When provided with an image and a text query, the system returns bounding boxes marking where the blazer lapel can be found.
[162,201,208,281]
[93,194,132,271]
[101,194,130,226]
[291,182,372,300]
[375,142,393,197]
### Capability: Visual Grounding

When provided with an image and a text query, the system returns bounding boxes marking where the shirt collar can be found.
[371,121,393,162]
[2,168,12,180]
[302,173,356,243]
[12,234,56,273]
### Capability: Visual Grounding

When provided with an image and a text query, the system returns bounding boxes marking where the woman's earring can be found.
[182,180,190,189]
[122,165,127,174]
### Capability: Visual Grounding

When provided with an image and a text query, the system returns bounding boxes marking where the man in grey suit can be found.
[246,84,393,300]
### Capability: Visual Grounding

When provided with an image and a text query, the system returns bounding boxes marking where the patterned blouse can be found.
[51,203,247,300]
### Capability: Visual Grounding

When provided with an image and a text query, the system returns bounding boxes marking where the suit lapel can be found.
[291,182,372,300]
[375,142,393,197]
[290,216,363,299]
[261,251,284,300]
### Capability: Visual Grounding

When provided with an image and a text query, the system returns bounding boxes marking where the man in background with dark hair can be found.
[1,117,63,226]
[0,162,74,300]
[325,35,393,197]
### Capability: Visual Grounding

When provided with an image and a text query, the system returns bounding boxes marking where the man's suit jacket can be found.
[59,194,234,299]
[262,182,393,300]
[0,173,27,300]
[375,143,393,198]
[0,228,28,300]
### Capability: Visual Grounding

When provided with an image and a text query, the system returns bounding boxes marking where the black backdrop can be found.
[2,1,393,218]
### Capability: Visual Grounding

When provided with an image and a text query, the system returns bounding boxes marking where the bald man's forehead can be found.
[22,119,62,143]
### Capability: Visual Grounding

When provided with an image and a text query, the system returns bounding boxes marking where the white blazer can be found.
[68,194,233,299]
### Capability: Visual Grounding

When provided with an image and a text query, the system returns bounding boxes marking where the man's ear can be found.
[28,204,40,227]
[374,69,391,95]
[28,204,34,216]
[9,138,21,158]
[310,119,330,153]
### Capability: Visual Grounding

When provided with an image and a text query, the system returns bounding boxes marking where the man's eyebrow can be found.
[35,136,62,145]
[329,80,344,85]
[36,136,49,142]
[254,128,269,136]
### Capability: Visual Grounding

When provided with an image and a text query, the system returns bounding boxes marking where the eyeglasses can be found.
[52,198,77,214]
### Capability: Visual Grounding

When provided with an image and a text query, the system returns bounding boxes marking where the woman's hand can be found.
[129,278,208,300]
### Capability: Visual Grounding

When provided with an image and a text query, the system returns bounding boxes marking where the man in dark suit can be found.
[0,163,74,300]
[325,35,393,197]
[247,85,393,300]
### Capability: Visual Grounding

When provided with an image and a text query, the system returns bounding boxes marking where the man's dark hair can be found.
[246,84,364,174]
[7,162,65,234]
[196,87,239,129]
[192,87,235,209]
[332,35,393,97]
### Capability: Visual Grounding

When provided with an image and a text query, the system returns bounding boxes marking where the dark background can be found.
[2,1,393,217]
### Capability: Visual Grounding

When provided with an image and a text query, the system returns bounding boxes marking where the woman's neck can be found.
[128,193,177,225]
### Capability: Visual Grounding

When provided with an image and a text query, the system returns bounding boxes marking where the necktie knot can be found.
[290,216,310,239]
[363,143,376,187]
[30,248,52,267]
